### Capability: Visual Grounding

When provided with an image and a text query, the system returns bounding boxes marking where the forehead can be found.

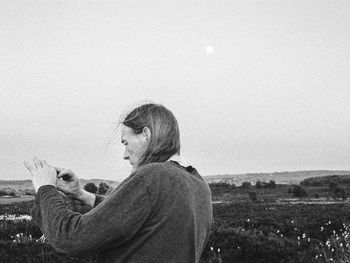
[121,125,135,141]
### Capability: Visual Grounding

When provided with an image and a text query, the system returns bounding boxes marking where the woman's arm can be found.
[58,190,105,214]
[31,171,154,256]
[55,167,105,211]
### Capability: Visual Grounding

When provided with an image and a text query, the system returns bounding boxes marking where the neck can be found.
[167,154,180,162]
[167,154,182,164]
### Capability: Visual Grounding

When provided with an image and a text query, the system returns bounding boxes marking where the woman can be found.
[24,103,213,263]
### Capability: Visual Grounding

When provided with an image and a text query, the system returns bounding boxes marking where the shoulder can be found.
[132,162,191,187]
[136,162,181,175]
[135,162,205,187]
[133,162,174,181]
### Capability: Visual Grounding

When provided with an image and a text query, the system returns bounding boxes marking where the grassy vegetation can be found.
[204,176,350,262]
[2,175,350,262]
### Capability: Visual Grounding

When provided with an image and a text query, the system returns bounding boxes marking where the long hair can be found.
[120,103,181,167]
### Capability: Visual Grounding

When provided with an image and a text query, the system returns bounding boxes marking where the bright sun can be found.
[205,46,214,54]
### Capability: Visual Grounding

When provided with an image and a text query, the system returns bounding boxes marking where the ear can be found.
[142,127,151,142]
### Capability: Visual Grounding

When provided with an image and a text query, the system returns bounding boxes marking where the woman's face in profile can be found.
[121,124,148,169]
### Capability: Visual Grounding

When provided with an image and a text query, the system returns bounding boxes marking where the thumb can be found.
[54,167,65,174]
[57,169,74,181]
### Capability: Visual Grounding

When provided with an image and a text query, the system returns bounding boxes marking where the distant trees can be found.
[242,182,251,189]
[98,182,110,195]
[209,182,235,189]
[301,175,350,187]
[209,182,235,196]
[84,183,97,194]
[0,188,17,197]
[255,180,276,189]
[292,185,308,198]
[333,186,347,200]
[83,182,111,195]
[269,180,276,189]
[256,180,262,189]
[0,188,35,197]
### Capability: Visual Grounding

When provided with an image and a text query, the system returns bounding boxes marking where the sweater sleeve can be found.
[52,192,105,214]
[31,172,154,256]
[94,194,105,207]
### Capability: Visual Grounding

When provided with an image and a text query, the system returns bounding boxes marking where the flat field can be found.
[0,195,34,205]
[2,175,350,262]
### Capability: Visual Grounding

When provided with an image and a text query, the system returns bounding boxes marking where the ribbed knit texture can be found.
[31,162,213,263]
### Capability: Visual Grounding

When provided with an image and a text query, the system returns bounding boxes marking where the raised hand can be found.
[24,157,57,192]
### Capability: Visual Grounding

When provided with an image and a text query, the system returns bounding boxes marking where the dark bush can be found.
[0,241,97,262]
[97,182,109,195]
[209,182,235,196]
[256,181,262,189]
[0,188,17,197]
[83,183,97,194]
[268,180,276,189]
[292,185,308,197]
[241,182,251,189]
[248,192,258,202]
[329,181,338,190]
[334,186,347,200]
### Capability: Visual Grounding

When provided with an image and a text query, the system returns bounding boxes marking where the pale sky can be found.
[1,0,349,181]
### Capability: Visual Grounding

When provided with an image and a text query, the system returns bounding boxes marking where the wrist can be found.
[77,190,96,207]
[75,189,86,201]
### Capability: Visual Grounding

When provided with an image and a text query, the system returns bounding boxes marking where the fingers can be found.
[24,161,34,172]
[33,156,43,169]
[24,157,53,172]
[55,167,65,174]
[41,159,49,167]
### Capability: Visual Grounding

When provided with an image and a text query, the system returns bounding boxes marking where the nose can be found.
[123,148,130,160]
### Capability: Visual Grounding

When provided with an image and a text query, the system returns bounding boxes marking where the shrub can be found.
[206,226,299,263]
[292,185,308,198]
[209,182,235,196]
[329,181,338,190]
[0,188,17,197]
[97,182,109,195]
[0,241,97,262]
[84,183,97,194]
[241,182,251,189]
[256,181,262,189]
[334,187,347,200]
[248,192,258,202]
[269,180,276,189]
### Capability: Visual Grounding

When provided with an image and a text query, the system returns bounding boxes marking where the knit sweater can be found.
[31,161,213,263]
